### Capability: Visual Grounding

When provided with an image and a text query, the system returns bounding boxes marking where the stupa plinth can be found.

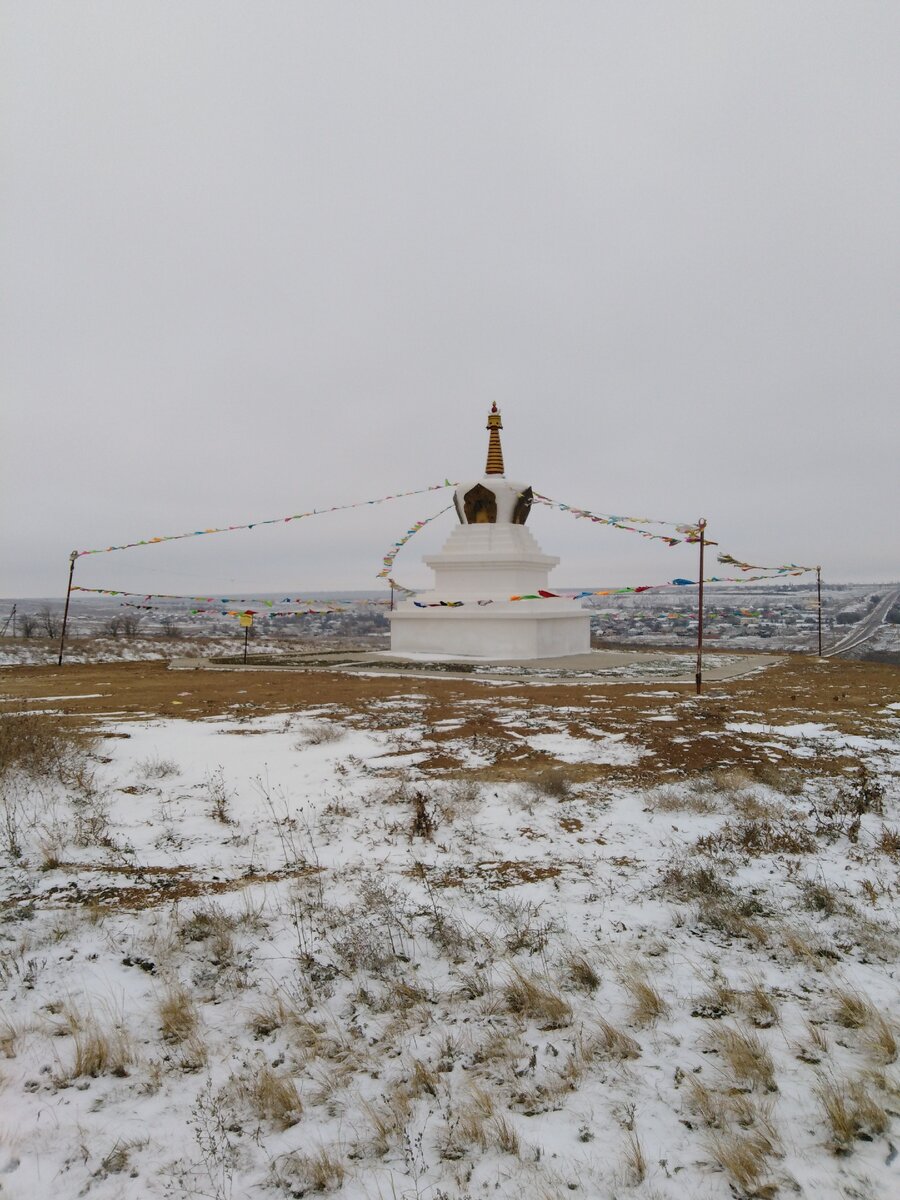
[389,405,591,659]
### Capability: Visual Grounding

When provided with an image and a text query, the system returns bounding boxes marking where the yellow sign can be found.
[238,613,253,628]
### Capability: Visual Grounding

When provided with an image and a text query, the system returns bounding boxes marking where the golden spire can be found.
[484,402,505,475]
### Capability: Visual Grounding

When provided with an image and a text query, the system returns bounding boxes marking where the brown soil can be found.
[1,653,897,786]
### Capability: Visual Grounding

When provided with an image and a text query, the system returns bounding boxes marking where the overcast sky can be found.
[3,1,898,600]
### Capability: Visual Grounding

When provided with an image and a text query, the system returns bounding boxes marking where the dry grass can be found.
[272,1147,346,1193]
[248,993,294,1038]
[0,712,93,781]
[492,1115,520,1156]
[753,760,805,795]
[833,988,871,1029]
[817,1074,889,1152]
[158,984,199,1043]
[363,1087,414,1157]
[0,1015,20,1058]
[876,825,900,858]
[866,1015,898,1065]
[409,1057,439,1098]
[562,951,600,992]
[137,755,180,780]
[742,978,780,1029]
[795,1020,830,1064]
[621,966,669,1024]
[685,1076,724,1129]
[502,970,572,1028]
[710,1128,779,1194]
[237,1065,303,1130]
[67,1021,134,1080]
[696,814,815,857]
[692,974,736,1019]
[594,1018,641,1060]
[622,1130,647,1184]
[800,877,842,915]
[712,1026,777,1092]
[647,784,719,814]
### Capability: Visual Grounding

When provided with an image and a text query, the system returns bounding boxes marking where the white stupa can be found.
[389,405,591,659]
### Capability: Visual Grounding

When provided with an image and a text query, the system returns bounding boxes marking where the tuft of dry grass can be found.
[876,825,900,859]
[817,1074,889,1153]
[0,1015,20,1058]
[795,1020,830,1064]
[866,1015,898,1065]
[833,988,871,1029]
[710,1128,779,1194]
[801,878,841,915]
[158,984,199,1044]
[363,1087,414,1157]
[692,973,736,1020]
[502,970,572,1028]
[67,1021,134,1080]
[712,1025,777,1092]
[241,1065,302,1130]
[622,1130,647,1184]
[685,1076,723,1129]
[621,966,669,1024]
[248,994,294,1038]
[137,755,179,780]
[562,951,600,993]
[594,1018,641,1060]
[742,978,780,1029]
[272,1147,346,1193]
[409,1057,439,1098]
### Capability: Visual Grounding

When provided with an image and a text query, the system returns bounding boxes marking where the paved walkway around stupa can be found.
[175,647,782,686]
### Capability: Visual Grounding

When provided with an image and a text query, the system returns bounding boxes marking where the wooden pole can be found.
[695,519,707,695]
[816,565,823,657]
[57,551,77,666]
[390,584,394,612]
[243,624,250,664]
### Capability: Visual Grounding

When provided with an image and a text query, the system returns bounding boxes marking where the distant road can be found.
[823,587,900,658]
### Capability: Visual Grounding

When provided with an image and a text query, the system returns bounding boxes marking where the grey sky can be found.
[3,1,898,599]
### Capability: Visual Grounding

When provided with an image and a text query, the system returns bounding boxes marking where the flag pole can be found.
[695,519,707,695]
[57,551,78,666]
[816,565,823,657]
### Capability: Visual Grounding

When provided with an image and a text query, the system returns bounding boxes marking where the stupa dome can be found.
[452,404,533,526]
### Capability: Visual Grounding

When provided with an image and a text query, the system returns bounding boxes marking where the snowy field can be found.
[1,659,899,1200]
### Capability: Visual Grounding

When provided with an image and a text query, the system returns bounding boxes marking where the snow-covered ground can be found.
[1,675,899,1199]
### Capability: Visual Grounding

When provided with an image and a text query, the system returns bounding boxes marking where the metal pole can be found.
[243,624,249,664]
[816,566,823,657]
[695,519,707,695]
[390,585,394,612]
[57,551,77,666]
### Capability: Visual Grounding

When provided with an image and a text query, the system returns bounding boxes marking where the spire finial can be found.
[485,403,504,475]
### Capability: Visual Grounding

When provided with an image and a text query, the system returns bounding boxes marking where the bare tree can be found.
[37,606,60,638]
[19,613,38,638]
[160,615,182,638]
[121,613,143,638]
[102,616,122,638]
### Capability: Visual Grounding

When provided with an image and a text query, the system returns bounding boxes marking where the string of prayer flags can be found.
[376,504,454,592]
[717,553,815,575]
[74,482,457,558]
[75,586,388,607]
[531,494,701,546]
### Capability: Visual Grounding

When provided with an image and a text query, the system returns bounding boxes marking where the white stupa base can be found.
[389,496,590,661]
[389,602,591,660]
